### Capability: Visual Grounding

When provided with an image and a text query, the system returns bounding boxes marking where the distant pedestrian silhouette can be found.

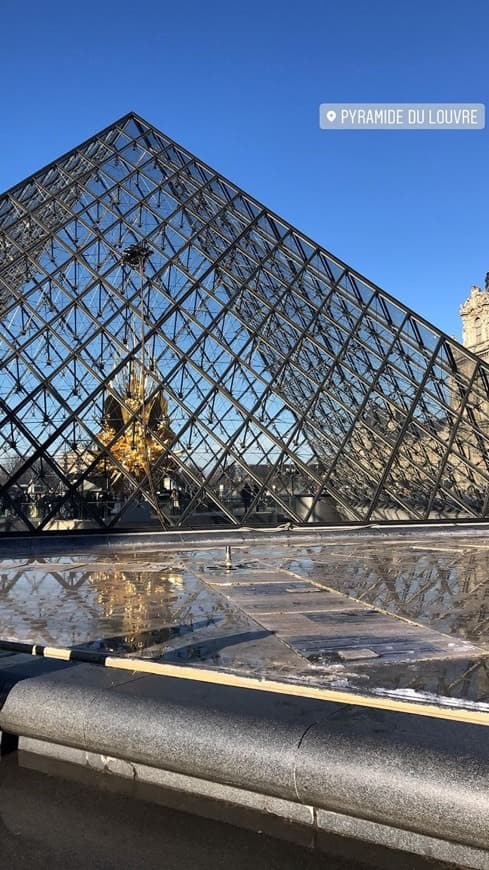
[170,488,180,513]
[240,482,252,512]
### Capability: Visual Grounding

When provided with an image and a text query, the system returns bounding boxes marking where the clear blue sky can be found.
[1,0,488,341]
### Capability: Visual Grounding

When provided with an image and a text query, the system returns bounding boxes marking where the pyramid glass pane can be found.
[1,112,489,532]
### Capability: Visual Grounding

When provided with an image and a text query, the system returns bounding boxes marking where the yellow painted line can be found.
[206,578,289,586]
[410,546,465,552]
[101,653,489,727]
[235,608,359,617]
[9,640,489,727]
[43,647,72,661]
[448,543,489,549]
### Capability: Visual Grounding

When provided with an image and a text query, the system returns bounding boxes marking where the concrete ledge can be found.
[20,737,315,829]
[0,526,340,556]
[3,519,489,557]
[1,657,489,867]
[315,809,489,869]
[18,739,489,869]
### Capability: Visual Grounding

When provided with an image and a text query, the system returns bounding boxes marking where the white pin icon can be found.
[326,110,337,122]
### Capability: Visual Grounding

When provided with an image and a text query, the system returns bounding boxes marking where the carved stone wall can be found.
[460,284,489,363]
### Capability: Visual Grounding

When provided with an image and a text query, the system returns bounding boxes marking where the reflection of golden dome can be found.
[99,370,175,487]
[88,567,184,650]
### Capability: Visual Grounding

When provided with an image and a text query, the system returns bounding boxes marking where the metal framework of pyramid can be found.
[1,111,489,533]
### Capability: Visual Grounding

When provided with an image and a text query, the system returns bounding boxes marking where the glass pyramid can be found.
[1,112,489,532]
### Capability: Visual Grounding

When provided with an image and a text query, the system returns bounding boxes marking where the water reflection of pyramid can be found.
[1,112,489,533]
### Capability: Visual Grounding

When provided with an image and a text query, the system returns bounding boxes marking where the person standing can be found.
[170,487,180,514]
[240,481,253,513]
